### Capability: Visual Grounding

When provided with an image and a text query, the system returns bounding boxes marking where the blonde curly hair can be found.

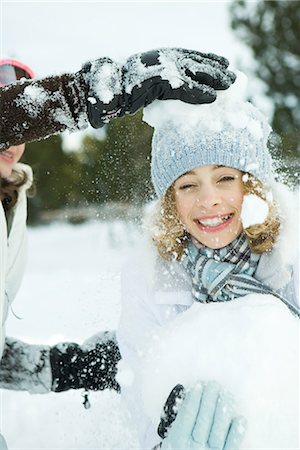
[152,173,280,261]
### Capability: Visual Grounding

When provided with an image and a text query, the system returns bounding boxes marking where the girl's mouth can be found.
[194,213,234,232]
[0,151,14,163]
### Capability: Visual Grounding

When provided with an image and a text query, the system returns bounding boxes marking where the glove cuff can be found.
[0,338,52,394]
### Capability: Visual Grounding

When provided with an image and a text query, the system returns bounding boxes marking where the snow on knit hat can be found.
[143,72,274,197]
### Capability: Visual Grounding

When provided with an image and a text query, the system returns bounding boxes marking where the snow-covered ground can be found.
[2,220,140,449]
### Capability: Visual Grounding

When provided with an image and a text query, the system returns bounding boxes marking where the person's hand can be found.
[0,332,120,394]
[83,48,236,128]
[160,381,246,450]
[50,330,120,392]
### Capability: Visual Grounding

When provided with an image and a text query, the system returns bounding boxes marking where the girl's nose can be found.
[195,186,222,209]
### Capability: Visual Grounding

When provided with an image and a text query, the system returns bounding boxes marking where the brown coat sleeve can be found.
[0,71,89,151]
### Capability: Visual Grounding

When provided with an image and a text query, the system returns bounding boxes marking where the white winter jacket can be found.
[117,184,299,449]
[0,163,32,360]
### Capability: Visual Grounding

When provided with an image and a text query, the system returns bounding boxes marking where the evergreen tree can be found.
[22,135,82,223]
[230,0,300,180]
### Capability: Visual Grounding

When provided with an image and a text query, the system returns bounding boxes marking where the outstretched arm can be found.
[0,48,235,150]
[0,72,88,152]
[0,332,120,394]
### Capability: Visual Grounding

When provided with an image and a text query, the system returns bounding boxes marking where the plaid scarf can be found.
[181,233,300,317]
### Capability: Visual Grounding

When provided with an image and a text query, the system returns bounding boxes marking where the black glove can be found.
[82,48,236,128]
[50,331,121,392]
[0,332,121,394]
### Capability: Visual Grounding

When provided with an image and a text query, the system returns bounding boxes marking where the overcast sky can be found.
[1,1,251,77]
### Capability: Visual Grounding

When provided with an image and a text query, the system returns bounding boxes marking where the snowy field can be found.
[2,220,141,449]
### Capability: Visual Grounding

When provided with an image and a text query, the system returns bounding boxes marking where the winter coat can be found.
[0,163,32,360]
[117,185,299,449]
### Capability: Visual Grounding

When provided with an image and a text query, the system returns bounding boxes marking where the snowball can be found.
[241,194,269,228]
[140,295,299,449]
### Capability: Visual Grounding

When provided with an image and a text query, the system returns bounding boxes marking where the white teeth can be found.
[198,214,232,227]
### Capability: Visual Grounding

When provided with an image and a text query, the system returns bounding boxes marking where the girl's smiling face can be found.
[174,165,244,249]
[0,144,25,178]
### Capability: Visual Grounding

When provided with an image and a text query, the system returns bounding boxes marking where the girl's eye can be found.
[218,176,235,183]
[179,184,195,190]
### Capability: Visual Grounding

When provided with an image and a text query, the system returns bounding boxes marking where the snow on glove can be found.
[160,381,247,450]
[50,330,121,392]
[83,48,236,128]
[0,332,121,394]
[0,71,90,151]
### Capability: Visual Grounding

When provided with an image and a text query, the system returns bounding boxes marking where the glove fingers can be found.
[192,71,236,91]
[164,82,216,104]
[223,416,247,450]
[192,380,220,444]
[168,382,204,440]
[175,48,230,68]
[185,69,219,87]
[207,391,235,449]
[184,64,236,90]
[163,48,235,90]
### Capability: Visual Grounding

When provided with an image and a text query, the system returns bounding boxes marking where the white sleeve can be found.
[5,190,28,305]
[117,259,162,450]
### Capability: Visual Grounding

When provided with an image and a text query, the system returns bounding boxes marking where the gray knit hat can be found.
[145,73,274,197]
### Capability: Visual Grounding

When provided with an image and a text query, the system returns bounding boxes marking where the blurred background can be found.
[2,0,299,225]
